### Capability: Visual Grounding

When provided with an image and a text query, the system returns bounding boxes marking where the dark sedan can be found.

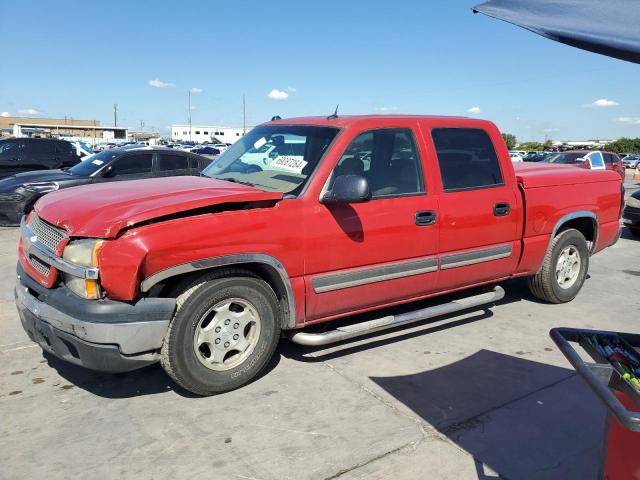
[623,189,640,238]
[0,145,212,225]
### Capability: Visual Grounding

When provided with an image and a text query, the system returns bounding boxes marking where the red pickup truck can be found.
[15,115,623,395]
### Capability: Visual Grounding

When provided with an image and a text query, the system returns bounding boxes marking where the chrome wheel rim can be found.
[193,298,261,371]
[555,246,581,289]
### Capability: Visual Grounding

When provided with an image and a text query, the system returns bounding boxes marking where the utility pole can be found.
[243,94,246,135]
[113,104,118,127]
[188,91,192,141]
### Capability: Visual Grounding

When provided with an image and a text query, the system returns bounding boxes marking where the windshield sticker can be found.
[92,159,104,166]
[271,155,308,173]
[253,137,267,149]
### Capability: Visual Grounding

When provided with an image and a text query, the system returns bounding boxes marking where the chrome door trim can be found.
[440,244,512,270]
[311,256,438,294]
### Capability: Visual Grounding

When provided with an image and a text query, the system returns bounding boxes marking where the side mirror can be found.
[101,165,115,178]
[322,174,371,205]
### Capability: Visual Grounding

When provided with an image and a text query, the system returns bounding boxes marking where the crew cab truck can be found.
[15,115,623,395]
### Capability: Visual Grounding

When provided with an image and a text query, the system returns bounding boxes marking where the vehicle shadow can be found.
[370,350,607,480]
[620,225,639,241]
[42,348,282,399]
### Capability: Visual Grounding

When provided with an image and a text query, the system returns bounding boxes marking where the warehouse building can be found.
[171,125,248,143]
[0,116,127,141]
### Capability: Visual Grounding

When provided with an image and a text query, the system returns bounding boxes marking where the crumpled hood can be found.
[34,176,283,238]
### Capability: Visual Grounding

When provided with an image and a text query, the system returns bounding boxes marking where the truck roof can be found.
[262,114,486,128]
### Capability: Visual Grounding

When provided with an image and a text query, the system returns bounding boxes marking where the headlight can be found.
[627,196,640,208]
[23,182,59,193]
[62,239,104,299]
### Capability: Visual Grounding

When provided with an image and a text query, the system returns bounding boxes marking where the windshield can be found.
[545,152,584,164]
[201,125,339,195]
[68,149,120,176]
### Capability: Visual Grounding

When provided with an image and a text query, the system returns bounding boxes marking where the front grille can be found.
[28,254,51,276]
[28,214,67,252]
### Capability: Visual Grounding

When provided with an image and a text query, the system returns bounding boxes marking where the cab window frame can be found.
[430,126,505,193]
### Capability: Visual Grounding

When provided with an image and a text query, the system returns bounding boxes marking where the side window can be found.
[110,154,153,176]
[158,153,189,171]
[28,141,56,155]
[603,153,617,165]
[331,128,425,198]
[431,128,503,191]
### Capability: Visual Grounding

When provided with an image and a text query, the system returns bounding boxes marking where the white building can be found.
[171,125,249,144]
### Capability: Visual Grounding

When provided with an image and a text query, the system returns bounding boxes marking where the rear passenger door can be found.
[24,140,57,172]
[426,126,522,291]
[55,141,80,168]
[155,152,191,177]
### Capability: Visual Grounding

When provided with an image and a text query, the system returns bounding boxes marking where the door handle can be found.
[415,210,437,226]
[493,202,511,216]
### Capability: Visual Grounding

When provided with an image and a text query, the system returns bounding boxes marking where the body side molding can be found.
[140,253,297,329]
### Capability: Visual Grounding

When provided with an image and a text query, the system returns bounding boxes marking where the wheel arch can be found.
[141,254,296,329]
[550,211,598,253]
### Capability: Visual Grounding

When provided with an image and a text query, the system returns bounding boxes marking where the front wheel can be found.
[161,270,281,395]
[528,228,589,303]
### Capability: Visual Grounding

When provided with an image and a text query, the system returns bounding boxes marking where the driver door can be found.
[303,125,440,321]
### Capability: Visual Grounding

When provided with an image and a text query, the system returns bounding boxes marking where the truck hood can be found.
[514,162,621,188]
[34,176,284,238]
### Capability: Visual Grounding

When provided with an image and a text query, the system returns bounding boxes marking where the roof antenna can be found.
[327,104,339,120]
[271,115,281,121]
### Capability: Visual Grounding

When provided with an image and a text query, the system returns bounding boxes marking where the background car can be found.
[623,189,640,237]
[509,152,524,162]
[0,146,212,225]
[622,155,640,169]
[523,152,548,162]
[0,138,81,179]
[545,150,625,179]
[191,146,221,156]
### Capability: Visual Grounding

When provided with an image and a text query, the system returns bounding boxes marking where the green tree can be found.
[518,142,545,151]
[501,133,517,150]
[604,138,640,154]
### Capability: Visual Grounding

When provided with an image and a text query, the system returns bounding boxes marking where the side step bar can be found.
[287,286,505,347]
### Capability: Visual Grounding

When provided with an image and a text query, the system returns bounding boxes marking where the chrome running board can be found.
[287,286,505,346]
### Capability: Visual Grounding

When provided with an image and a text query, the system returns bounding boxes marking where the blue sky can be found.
[0,0,637,141]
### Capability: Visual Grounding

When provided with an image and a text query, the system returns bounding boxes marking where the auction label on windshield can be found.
[271,155,307,173]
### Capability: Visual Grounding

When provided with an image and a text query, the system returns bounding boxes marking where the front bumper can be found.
[15,263,176,373]
[623,205,640,227]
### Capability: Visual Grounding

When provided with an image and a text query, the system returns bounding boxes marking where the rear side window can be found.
[55,141,75,155]
[0,140,19,155]
[603,153,618,164]
[158,153,188,171]
[431,128,503,191]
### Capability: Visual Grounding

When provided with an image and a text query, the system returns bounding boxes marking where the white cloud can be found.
[375,106,398,112]
[617,117,640,125]
[584,98,619,107]
[149,79,175,88]
[268,89,289,100]
[17,108,42,115]
[466,106,481,115]
[190,87,203,94]
[0,112,9,117]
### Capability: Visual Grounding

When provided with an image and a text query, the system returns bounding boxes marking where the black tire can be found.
[161,269,281,395]
[629,227,640,238]
[528,228,589,304]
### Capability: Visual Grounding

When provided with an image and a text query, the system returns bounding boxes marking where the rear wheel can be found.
[528,228,589,303]
[161,270,281,395]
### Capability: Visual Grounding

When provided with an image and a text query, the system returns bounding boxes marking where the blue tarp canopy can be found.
[473,0,640,64]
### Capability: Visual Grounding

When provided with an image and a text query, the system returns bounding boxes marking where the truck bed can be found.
[514,162,621,188]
